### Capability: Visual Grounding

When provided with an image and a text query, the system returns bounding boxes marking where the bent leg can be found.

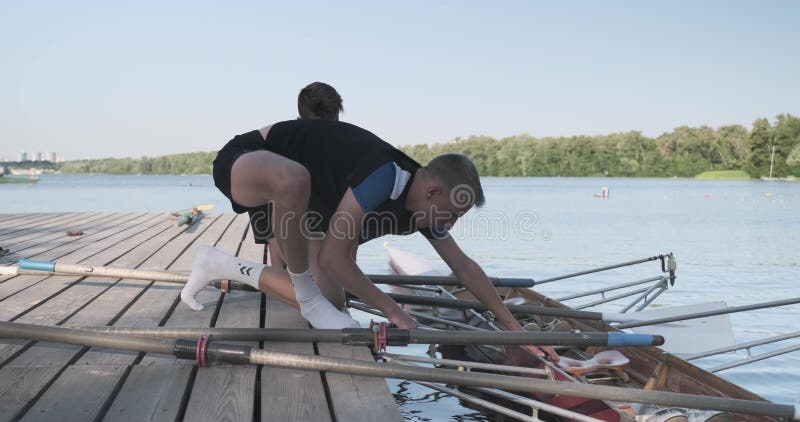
[309,239,358,310]
[180,246,356,329]
[230,150,310,274]
[266,239,286,269]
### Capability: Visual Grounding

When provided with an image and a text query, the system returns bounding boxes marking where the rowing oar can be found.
[1,260,534,288]
[353,292,643,323]
[536,252,676,286]
[0,321,795,420]
[368,274,534,288]
[75,325,664,347]
[614,297,800,329]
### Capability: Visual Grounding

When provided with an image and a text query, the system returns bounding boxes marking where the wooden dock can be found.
[0,212,404,422]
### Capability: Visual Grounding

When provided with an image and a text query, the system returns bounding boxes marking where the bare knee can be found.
[230,151,310,209]
[275,164,311,208]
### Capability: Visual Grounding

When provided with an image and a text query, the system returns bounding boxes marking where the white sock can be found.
[288,269,319,302]
[289,269,359,329]
[181,245,266,311]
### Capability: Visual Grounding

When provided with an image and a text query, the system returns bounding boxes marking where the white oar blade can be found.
[384,242,441,276]
[626,302,736,354]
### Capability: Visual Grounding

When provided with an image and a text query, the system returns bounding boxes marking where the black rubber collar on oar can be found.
[173,336,251,366]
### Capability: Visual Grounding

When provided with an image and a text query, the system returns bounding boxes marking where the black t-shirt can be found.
[255,119,442,243]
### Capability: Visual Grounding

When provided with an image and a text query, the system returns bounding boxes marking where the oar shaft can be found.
[0,321,794,419]
[535,254,666,284]
[247,350,797,420]
[80,326,663,347]
[409,330,663,347]
[0,321,174,355]
[369,292,605,321]
[17,260,190,283]
[369,274,535,288]
[85,327,345,343]
[616,297,800,329]
[12,260,532,288]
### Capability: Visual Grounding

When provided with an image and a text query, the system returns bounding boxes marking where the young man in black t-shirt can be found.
[182,119,558,360]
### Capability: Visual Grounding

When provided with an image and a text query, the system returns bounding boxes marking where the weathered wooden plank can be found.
[0,212,161,307]
[0,213,27,224]
[5,216,174,326]
[0,212,128,285]
[0,213,76,244]
[59,213,228,367]
[0,212,133,271]
[317,343,403,422]
[19,365,128,422]
[0,213,72,236]
[0,212,139,266]
[101,364,193,422]
[82,214,238,421]
[0,213,173,368]
[77,213,234,370]
[0,213,64,227]
[0,214,224,420]
[260,296,332,422]
[0,366,62,421]
[0,212,142,285]
[134,213,241,366]
[0,212,114,253]
[0,212,88,243]
[184,215,260,421]
[0,212,100,244]
[182,366,256,422]
[255,215,331,420]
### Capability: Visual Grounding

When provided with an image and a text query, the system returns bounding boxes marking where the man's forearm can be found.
[457,261,523,331]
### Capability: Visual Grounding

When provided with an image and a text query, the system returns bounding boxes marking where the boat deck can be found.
[0,212,403,422]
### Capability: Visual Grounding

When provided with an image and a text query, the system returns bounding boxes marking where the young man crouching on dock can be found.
[182,119,558,360]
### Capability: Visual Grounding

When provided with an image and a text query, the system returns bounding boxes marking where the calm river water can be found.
[2,174,798,418]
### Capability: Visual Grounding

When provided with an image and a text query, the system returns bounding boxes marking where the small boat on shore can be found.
[383,244,790,422]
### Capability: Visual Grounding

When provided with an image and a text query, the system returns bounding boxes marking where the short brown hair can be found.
[425,154,485,207]
[298,82,343,120]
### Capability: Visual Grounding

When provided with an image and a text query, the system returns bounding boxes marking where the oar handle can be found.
[18,259,55,272]
[607,332,664,347]
[494,278,536,288]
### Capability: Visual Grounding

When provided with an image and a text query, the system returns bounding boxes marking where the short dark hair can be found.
[298,82,343,120]
[425,154,485,207]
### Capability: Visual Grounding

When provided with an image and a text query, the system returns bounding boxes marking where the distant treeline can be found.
[0,161,58,171]
[58,114,800,178]
[59,152,216,175]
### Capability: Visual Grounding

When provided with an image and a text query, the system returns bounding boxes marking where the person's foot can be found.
[288,268,358,328]
[298,295,360,328]
[181,246,227,310]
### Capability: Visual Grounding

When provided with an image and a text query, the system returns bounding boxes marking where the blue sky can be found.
[1,1,798,160]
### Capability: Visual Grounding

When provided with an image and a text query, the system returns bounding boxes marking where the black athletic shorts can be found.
[212,130,274,244]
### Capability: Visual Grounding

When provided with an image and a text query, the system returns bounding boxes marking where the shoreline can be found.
[31,173,799,182]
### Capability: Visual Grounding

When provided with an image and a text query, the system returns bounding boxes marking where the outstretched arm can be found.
[428,234,559,360]
[317,188,418,329]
